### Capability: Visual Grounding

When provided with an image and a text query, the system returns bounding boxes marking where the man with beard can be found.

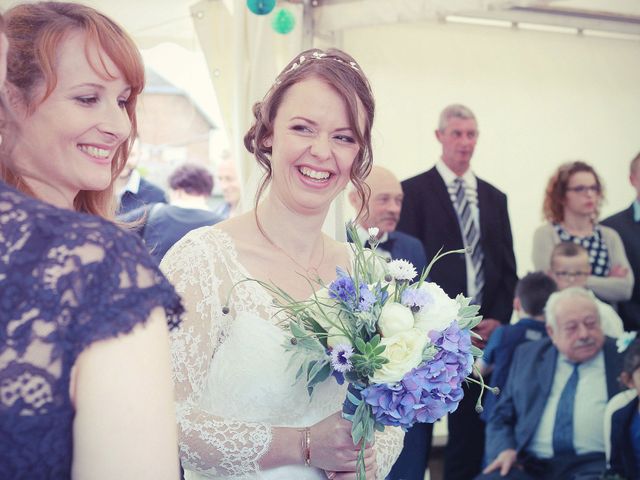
[477,287,624,480]
[349,165,429,480]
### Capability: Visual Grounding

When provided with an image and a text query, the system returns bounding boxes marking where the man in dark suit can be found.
[602,151,640,331]
[397,104,518,480]
[115,138,167,215]
[348,165,427,274]
[349,165,429,480]
[478,287,624,480]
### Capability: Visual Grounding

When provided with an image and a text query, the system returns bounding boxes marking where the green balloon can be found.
[271,8,295,35]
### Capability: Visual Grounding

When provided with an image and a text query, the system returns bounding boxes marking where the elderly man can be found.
[602,151,640,331]
[478,287,624,480]
[349,166,428,480]
[348,166,427,274]
[397,104,518,479]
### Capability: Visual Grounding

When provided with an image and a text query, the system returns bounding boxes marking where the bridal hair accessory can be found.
[617,331,638,353]
[274,50,360,85]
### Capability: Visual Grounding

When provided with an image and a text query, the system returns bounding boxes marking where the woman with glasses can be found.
[532,160,633,303]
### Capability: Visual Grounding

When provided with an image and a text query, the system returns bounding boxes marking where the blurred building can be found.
[135,67,216,188]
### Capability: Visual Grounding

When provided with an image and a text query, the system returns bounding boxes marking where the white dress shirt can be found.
[528,351,608,458]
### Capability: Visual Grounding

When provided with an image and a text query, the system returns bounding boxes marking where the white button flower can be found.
[388,259,417,281]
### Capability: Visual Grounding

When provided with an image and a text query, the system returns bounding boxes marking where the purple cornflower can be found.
[358,284,376,311]
[330,344,354,373]
[329,268,356,303]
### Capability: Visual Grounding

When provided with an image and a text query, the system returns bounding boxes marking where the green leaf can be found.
[307,361,330,385]
[354,337,367,354]
[470,345,483,358]
[289,321,307,338]
[372,344,386,356]
[369,334,380,348]
[352,421,364,444]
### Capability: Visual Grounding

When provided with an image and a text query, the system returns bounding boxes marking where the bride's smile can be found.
[265,76,365,215]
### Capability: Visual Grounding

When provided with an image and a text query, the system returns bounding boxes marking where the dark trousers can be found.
[445,382,485,480]
[388,422,434,480]
[473,452,606,480]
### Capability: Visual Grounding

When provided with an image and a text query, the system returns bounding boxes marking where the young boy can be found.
[476,271,557,422]
[547,242,624,338]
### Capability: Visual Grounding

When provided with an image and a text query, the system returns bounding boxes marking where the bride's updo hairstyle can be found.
[244,48,375,216]
[2,1,145,218]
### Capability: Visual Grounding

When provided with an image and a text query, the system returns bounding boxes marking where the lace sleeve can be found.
[160,230,272,477]
[375,426,404,479]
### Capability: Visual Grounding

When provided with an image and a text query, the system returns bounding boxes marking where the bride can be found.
[161,48,404,479]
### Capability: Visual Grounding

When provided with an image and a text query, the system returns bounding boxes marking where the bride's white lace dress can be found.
[161,227,404,479]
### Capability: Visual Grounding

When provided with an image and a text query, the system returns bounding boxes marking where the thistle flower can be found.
[330,344,354,373]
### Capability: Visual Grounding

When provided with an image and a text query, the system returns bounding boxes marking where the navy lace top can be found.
[0,181,183,479]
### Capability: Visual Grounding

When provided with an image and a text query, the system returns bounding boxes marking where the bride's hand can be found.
[309,412,376,474]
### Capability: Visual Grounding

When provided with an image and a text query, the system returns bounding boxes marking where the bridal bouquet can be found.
[268,226,488,479]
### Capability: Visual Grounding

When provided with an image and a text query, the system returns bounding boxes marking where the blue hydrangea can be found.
[361,322,473,430]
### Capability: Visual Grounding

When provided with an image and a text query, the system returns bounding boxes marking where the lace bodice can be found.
[161,227,404,479]
[0,182,183,478]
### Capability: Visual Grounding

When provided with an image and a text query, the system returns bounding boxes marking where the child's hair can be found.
[622,337,640,377]
[515,271,557,317]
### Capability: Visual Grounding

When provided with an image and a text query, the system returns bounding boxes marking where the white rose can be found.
[370,328,428,384]
[327,326,352,348]
[413,282,460,333]
[378,302,415,337]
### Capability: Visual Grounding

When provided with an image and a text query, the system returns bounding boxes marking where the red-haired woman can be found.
[532,161,633,303]
[2,1,144,218]
[0,5,182,479]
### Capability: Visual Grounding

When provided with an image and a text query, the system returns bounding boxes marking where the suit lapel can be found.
[427,168,462,242]
[537,342,557,399]
[476,180,489,242]
[626,205,636,225]
[521,341,557,449]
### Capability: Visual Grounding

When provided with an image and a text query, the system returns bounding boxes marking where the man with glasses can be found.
[548,242,624,337]
[477,287,624,480]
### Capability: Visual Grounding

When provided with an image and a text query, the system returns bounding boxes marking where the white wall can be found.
[341,20,640,275]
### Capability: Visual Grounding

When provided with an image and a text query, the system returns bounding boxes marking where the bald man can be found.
[349,166,430,480]
[349,166,427,273]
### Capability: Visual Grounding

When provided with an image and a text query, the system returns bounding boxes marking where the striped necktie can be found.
[452,177,484,304]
